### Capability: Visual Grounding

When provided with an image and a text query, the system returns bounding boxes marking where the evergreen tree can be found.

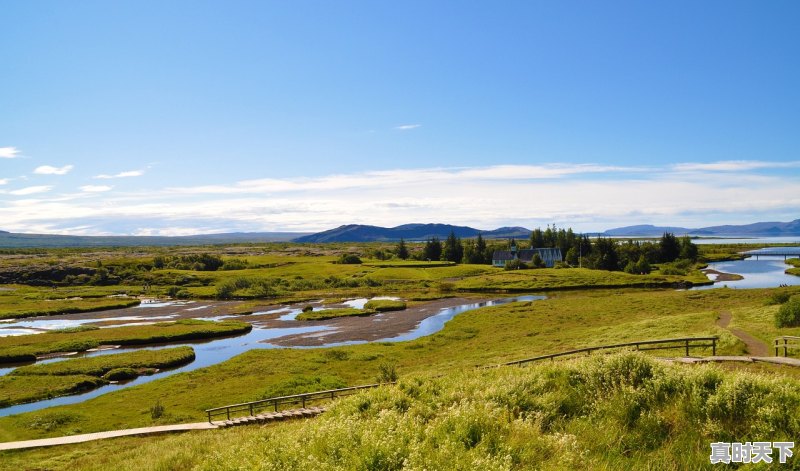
[396,238,409,260]
[659,232,681,263]
[423,237,442,261]
[591,237,620,271]
[679,236,698,261]
[442,230,464,263]
[475,233,486,263]
[530,228,544,248]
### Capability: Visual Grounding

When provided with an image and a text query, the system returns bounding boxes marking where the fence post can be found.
[274,400,278,412]
[226,408,230,421]
[685,339,689,357]
[302,396,306,409]
[249,404,253,417]
[208,411,212,424]
[712,338,716,356]
[775,340,778,357]
[784,338,789,357]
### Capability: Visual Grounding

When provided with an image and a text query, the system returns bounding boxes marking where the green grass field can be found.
[3,352,799,470]
[0,287,795,443]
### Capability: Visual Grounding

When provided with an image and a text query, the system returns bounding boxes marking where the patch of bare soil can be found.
[716,311,770,356]
[264,297,487,347]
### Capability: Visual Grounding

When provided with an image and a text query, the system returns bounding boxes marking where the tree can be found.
[679,236,698,261]
[442,230,463,263]
[423,237,442,261]
[775,296,800,327]
[531,253,546,268]
[530,228,544,248]
[475,233,486,264]
[590,237,620,271]
[396,238,409,260]
[659,232,681,263]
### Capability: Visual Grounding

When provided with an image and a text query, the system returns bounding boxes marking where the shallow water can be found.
[696,256,800,290]
[0,295,544,416]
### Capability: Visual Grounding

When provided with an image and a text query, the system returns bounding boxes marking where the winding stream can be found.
[0,295,544,416]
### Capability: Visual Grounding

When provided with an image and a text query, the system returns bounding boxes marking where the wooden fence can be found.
[499,336,718,367]
[206,383,386,423]
[774,336,800,357]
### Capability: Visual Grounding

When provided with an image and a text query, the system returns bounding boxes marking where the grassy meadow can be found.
[0,242,799,469]
[1,287,798,443]
[4,352,800,470]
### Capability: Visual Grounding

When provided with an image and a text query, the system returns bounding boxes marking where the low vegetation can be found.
[0,287,787,442]
[363,299,406,312]
[5,353,800,470]
[0,347,194,407]
[295,308,369,321]
[775,295,800,328]
[0,319,250,364]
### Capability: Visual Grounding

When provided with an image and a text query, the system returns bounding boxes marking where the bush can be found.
[376,362,399,383]
[150,400,165,419]
[302,305,314,313]
[339,254,363,264]
[775,295,800,328]
[766,291,791,306]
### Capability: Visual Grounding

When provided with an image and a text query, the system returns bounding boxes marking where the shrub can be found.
[376,362,398,383]
[775,295,800,328]
[302,305,314,313]
[339,254,363,264]
[766,291,791,306]
[150,400,165,419]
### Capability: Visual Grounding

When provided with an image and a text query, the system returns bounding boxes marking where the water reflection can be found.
[695,256,800,290]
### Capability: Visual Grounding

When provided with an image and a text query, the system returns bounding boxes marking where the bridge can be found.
[743,247,800,260]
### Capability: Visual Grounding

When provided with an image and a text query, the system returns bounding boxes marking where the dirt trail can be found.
[716,311,770,356]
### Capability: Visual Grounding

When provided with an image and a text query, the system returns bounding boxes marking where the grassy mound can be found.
[363,299,407,312]
[296,308,370,321]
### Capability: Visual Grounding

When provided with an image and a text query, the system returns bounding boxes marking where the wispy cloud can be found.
[34,165,74,175]
[8,185,53,196]
[0,147,21,159]
[0,179,7,185]
[1,161,797,235]
[672,160,800,172]
[93,170,145,179]
[395,124,421,131]
[79,185,113,193]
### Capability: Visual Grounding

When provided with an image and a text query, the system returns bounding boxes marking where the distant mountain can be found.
[293,224,531,243]
[0,231,310,248]
[603,219,800,237]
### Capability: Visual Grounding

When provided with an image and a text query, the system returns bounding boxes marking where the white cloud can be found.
[0,147,21,159]
[34,165,74,175]
[1,161,798,235]
[80,185,113,193]
[672,160,800,172]
[94,170,145,179]
[395,124,421,130]
[8,185,53,196]
[0,179,7,185]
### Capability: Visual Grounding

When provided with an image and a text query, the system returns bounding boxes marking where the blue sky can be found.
[1,1,799,235]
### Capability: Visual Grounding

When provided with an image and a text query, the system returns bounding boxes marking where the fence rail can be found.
[205,383,386,423]
[499,336,718,368]
[774,336,800,357]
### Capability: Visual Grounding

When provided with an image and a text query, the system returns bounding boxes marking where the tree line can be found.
[391,226,698,273]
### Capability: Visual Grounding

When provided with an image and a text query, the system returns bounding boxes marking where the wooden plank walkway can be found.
[0,422,218,451]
